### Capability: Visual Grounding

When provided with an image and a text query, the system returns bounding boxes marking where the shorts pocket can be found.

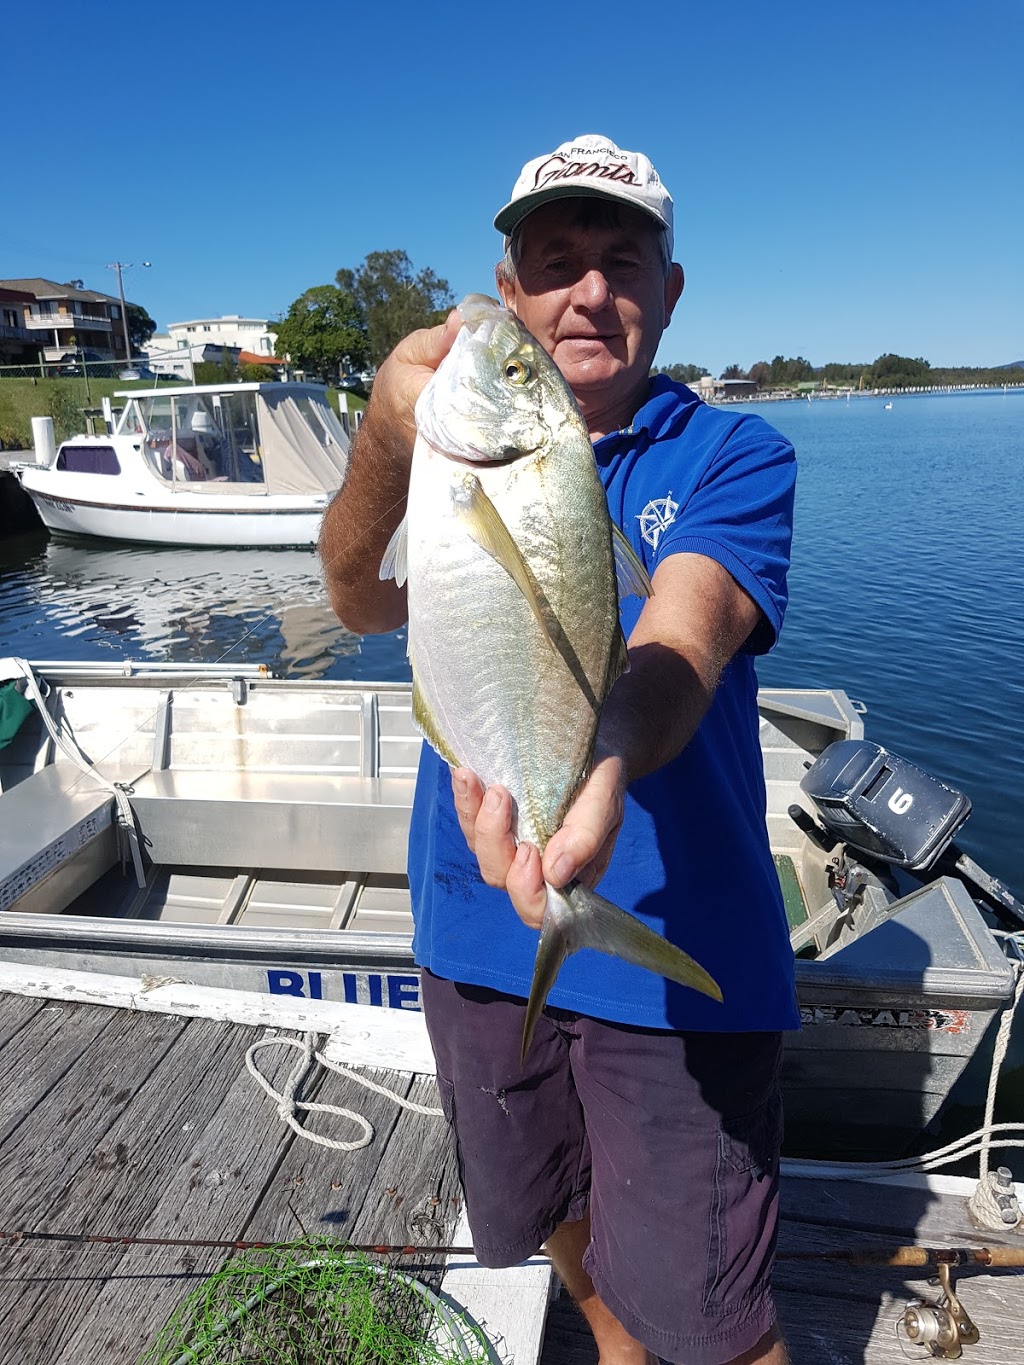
[435,1072,468,1196]
[702,1092,783,1313]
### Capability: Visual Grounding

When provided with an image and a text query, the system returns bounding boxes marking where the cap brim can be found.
[494,182,671,248]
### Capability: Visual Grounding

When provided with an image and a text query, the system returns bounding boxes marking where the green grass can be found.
[0,377,177,448]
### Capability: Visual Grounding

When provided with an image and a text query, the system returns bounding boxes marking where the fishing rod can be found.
[3,1229,1024,1267]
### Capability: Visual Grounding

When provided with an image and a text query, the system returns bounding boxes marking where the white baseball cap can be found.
[494,134,674,255]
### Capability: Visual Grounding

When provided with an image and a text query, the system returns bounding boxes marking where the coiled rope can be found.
[245,1032,443,1152]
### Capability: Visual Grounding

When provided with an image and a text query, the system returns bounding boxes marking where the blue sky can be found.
[4,1,1021,375]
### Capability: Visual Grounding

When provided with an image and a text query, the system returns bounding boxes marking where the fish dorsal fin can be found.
[612,524,653,600]
[379,514,408,587]
[412,675,460,767]
[453,474,558,654]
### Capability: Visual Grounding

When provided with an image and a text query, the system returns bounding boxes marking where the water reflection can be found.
[2,538,364,678]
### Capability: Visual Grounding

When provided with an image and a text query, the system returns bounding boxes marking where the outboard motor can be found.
[799,740,970,871]
[795,739,1024,928]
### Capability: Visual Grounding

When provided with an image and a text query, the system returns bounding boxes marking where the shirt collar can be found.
[593,375,699,454]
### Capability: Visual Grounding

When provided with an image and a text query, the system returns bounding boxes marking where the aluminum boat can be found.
[0,658,1016,1157]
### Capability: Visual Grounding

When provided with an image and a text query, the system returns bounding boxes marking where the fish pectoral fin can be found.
[412,677,460,767]
[566,883,723,1001]
[453,475,558,654]
[379,514,409,587]
[612,524,653,600]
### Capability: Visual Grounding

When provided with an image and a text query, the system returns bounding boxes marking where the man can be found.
[320,134,797,1365]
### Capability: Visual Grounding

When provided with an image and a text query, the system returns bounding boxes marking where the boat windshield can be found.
[127,393,266,486]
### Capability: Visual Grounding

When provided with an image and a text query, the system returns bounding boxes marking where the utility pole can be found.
[106,261,150,366]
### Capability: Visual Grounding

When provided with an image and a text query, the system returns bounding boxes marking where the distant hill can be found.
[998,360,1024,369]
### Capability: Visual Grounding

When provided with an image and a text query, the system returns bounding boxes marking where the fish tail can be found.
[520,883,723,1063]
[521,890,572,1064]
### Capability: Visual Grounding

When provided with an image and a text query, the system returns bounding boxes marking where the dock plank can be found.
[0,990,46,1050]
[781,1169,1024,1249]
[0,1012,290,1364]
[46,1024,323,1365]
[0,997,120,1147]
[0,1007,462,1365]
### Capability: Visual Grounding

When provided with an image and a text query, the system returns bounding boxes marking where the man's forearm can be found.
[596,639,717,788]
[319,314,459,636]
[319,401,411,634]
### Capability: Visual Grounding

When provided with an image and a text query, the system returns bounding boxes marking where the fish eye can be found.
[503,356,532,385]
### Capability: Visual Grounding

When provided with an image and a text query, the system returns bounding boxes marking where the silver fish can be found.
[381,294,722,1057]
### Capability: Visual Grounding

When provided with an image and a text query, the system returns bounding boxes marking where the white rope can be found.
[791,954,1024,1230]
[245,1032,443,1152]
[5,656,146,886]
[968,959,1024,1228]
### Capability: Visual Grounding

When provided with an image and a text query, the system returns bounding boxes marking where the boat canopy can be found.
[116,384,349,496]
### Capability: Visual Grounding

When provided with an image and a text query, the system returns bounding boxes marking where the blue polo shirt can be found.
[408,378,800,1031]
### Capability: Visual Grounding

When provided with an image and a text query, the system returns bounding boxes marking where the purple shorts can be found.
[421,970,783,1365]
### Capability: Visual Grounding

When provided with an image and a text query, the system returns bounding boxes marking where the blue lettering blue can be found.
[267,970,305,997]
[387,975,421,1011]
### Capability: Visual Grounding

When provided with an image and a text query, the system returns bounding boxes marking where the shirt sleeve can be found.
[654,414,796,653]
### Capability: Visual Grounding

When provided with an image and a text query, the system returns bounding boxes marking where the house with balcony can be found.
[0,278,129,365]
[0,285,38,363]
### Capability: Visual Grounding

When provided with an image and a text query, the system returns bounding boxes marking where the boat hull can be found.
[23,486,326,548]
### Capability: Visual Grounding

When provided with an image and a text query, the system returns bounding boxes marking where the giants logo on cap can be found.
[531,154,641,191]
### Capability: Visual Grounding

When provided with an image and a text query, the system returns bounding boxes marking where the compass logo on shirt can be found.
[637,493,679,550]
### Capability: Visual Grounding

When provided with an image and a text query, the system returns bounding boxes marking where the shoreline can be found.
[712,380,1024,404]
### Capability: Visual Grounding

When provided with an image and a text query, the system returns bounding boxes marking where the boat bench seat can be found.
[128,769,416,875]
[0,763,145,915]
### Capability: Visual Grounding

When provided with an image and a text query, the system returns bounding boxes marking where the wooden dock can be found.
[0,988,1021,1365]
[0,993,466,1364]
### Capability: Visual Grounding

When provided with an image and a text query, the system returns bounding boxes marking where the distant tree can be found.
[822,361,867,384]
[748,361,772,389]
[272,284,367,381]
[768,355,814,386]
[336,250,454,369]
[652,363,710,384]
[721,363,748,380]
[126,303,157,353]
[870,353,931,388]
[239,362,276,382]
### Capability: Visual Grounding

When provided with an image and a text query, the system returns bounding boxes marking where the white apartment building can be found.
[167,316,278,356]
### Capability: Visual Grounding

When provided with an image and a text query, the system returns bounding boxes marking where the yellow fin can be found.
[453,474,557,653]
[412,677,460,767]
[612,523,653,600]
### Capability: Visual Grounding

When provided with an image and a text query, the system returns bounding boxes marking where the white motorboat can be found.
[0,658,1020,1160]
[15,382,349,548]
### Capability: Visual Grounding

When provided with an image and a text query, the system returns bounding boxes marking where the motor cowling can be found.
[799,740,971,873]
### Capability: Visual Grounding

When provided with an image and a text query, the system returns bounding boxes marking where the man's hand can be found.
[370,310,463,448]
[319,310,462,635]
[451,754,628,930]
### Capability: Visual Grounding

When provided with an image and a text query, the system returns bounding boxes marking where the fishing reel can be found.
[902,1261,980,1359]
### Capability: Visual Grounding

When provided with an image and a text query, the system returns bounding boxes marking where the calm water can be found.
[3,388,1020,892]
